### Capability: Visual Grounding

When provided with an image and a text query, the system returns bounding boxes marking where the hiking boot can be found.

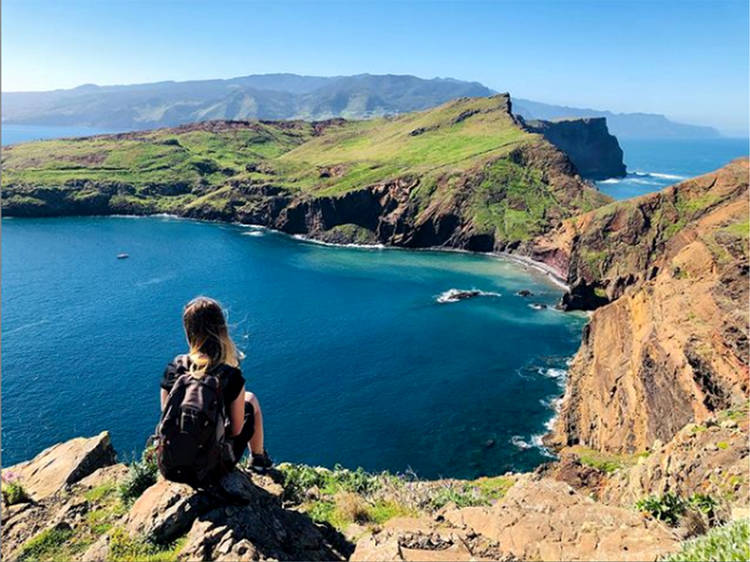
[250,450,273,473]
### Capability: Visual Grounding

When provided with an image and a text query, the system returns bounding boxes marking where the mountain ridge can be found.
[2,73,720,139]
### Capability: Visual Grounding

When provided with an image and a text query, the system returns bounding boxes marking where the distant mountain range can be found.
[1,73,720,139]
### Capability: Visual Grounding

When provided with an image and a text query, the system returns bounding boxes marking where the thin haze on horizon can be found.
[2,0,748,135]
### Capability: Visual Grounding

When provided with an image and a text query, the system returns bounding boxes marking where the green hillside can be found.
[2,95,610,249]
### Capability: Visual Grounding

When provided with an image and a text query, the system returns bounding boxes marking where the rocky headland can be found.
[1,97,748,561]
[521,116,627,180]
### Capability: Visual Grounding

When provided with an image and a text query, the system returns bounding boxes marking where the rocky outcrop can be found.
[538,159,749,454]
[522,117,627,180]
[599,408,749,511]
[352,477,678,561]
[5,428,749,561]
[3,431,117,501]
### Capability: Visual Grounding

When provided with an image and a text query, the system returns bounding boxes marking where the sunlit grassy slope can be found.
[2,96,531,195]
[2,94,610,246]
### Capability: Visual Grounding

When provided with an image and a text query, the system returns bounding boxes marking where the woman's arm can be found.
[228,384,246,437]
[160,388,169,411]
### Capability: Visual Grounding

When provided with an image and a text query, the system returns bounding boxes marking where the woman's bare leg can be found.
[245,391,265,455]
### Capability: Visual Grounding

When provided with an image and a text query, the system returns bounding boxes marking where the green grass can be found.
[304,495,416,531]
[572,446,633,474]
[277,463,389,504]
[662,519,750,562]
[17,527,75,562]
[85,482,118,502]
[16,476,130,560]
[107,528,186,562]
[722,219,749,238]
[2,95,609,249]
[428,476,516,510]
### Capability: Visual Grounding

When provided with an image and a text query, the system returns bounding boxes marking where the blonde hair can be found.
[182,296,241,377]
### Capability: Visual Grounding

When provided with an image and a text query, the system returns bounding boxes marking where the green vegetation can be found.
[636,492,721,527]
[277,463,388,504]
[570,446,644,474]
[636,492,687,526]
[2,96,608,248]
[108,528,186,562]
[2,481,30,505]
[17,526,74,561]
[662,518,750,562]
[2,470,30,505]
[277,463,515,532]
[119,447,159,504]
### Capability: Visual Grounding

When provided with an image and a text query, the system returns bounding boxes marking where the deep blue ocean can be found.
[596,137,749,199]
[2,126,748,477]
[2,217,583,477]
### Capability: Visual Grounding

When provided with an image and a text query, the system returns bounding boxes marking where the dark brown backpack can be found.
[157,368,231,486]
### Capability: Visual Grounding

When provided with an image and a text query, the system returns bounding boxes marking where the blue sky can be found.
[2,0,748,135]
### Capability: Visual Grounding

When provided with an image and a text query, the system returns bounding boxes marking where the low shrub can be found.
[119,446,158,504]
[277,463,386,504]
[636,492,687,526]
[662,518,749,561]
[2,481,30,505]
[2,470,30,505]
[428,483,488,510]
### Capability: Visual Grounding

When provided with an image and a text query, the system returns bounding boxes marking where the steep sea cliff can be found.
[1,97,748,560]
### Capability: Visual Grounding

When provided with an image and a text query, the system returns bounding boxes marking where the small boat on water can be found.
[116,253,129,260]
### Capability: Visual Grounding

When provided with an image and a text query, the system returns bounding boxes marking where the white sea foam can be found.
[436,288,501,303]
[510,435,533,450]
[539,367,567,390]
[648,172,686,180]
[599,178,622,184]
[530,434,557,458]
[242,230,265,237]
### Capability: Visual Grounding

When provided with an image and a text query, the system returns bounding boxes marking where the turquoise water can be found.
[1,216,585,477]
[1,124,125,146]
[3,135,746,477]
[597,138,749,199]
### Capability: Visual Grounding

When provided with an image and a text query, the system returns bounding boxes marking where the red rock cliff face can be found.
[540,159,749,453]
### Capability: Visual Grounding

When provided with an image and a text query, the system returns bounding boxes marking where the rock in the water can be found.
[3,431,117,500]
[516,289,534,297]
[529,303,548,310]
[437,289,481,303]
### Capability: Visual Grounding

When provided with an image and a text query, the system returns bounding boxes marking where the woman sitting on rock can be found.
[158,296,272,484]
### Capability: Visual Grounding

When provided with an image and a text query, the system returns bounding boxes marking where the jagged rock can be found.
[599,411,749,509]
[3,431,117,500]
[539,159,749,454]
[77,463,130,488]
[353,477,679,561]
[522,117,626,180]
[177,486,350,561]
[81,534,110,562]
[125,478,214,544]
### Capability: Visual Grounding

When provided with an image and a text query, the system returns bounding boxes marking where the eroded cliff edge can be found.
[528,158,749,453]
[521,116,626,180]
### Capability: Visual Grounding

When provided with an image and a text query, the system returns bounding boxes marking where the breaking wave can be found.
[436,288,501,303]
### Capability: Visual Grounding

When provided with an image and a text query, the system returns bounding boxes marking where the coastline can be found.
[5,210,579,471]
[23,210,574,291]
